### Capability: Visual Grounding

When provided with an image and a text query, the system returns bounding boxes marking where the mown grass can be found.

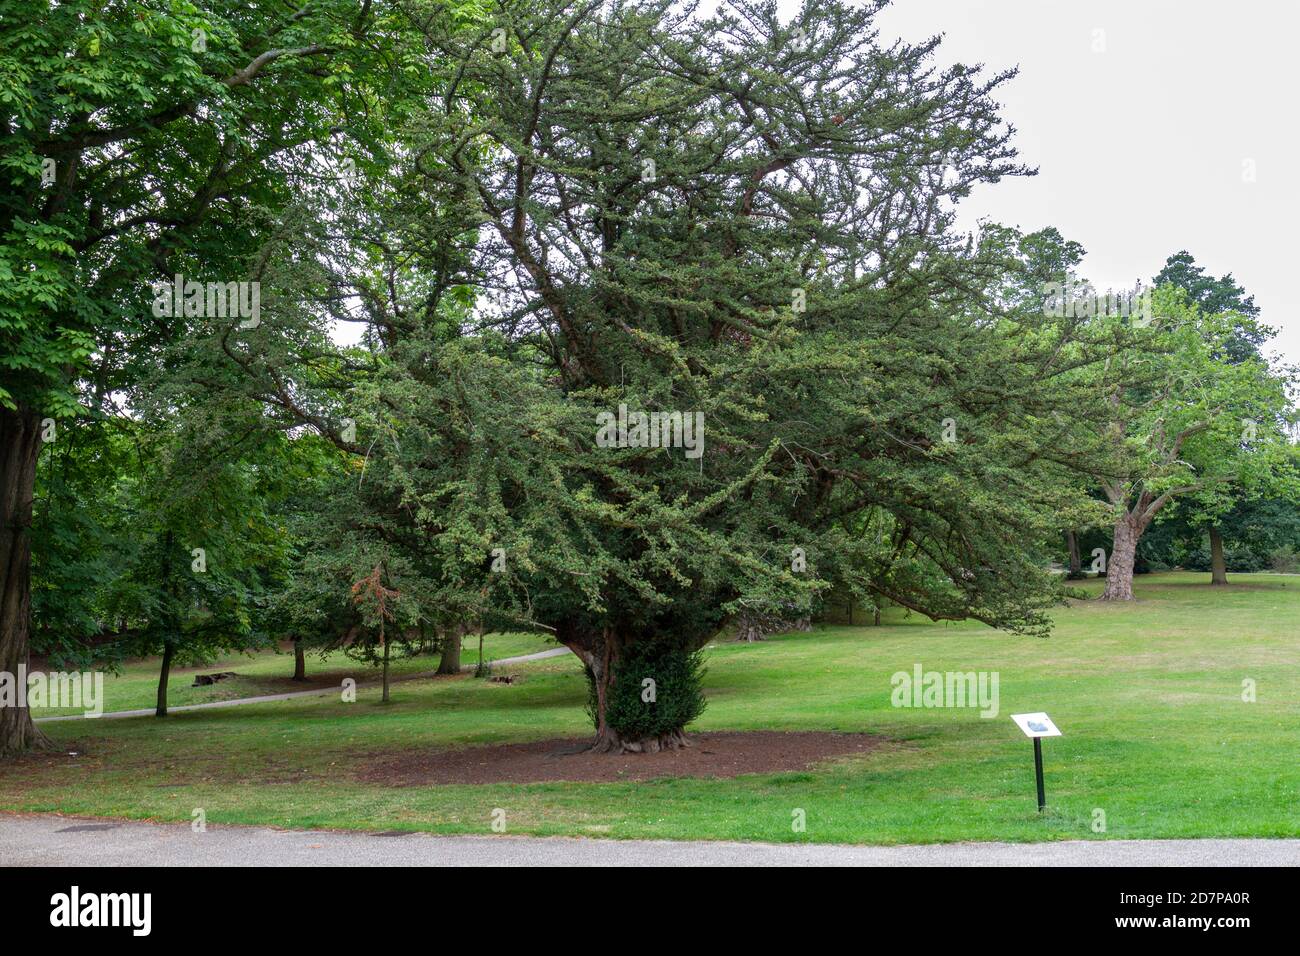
[2,572,1297,845]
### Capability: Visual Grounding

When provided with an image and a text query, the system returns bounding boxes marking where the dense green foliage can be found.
[1153,250,1270,364]
[585,643,707,742]
[203,0,1158,747]
[2,0,1297,755]
[1,0,483,743]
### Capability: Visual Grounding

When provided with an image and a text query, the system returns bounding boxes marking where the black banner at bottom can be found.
[0,865,1284,942]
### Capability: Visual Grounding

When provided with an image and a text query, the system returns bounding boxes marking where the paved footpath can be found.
[1,814,1295,866]
[34,648,572,723]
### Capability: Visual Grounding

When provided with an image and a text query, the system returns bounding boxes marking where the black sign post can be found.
[1032,737,1046,811]
[1011,712,1060,812]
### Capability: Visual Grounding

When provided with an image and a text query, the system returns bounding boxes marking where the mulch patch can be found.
[355,730,885,786]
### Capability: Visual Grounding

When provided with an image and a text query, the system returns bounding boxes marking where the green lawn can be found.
[29,631,555,717]
[3,572,1297,844]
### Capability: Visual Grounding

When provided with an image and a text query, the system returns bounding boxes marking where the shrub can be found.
[586,642,707,741]
[1269,548,1299,574]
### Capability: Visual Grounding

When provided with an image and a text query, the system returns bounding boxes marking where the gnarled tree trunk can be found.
[1100,514,1143,601]
[590,724,688,754]
[559,626,691,755]
[734,608,812,643]
[586,643,687,753]
[0,404,48,755]
[1209,526,1228,586]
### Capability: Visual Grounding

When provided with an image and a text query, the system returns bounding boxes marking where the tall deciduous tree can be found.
[0,0,457,753]
[1092,287,1293,600]
[1152,251,1296,584]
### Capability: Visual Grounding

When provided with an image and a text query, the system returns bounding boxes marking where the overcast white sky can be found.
[851,0,1299,366]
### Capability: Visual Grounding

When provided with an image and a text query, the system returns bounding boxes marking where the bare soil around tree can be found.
[355,730,886,786]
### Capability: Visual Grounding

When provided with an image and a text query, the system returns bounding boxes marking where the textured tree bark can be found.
[586,647,687,753]
[155,641,175,717]
[1209,526,1228,585]
[561,627,692,754]
[589,724,689,754]
[435,624,462,674]
[0,405,48,754]
[1100,516,1141,601]
[292,637,307,681]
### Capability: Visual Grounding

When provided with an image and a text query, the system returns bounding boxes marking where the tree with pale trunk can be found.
[1092,287,1294,600]
[1149,250,1297,585]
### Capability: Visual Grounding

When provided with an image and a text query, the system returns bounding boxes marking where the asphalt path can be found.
[2,814,1295,866]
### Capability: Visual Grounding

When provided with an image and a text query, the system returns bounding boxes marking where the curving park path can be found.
[33,648,572,723]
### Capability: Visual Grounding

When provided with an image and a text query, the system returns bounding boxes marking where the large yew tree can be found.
[217,0,1123,752]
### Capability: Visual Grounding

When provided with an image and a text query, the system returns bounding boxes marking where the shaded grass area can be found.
[30,632,555,717]
[3,573,1297,844]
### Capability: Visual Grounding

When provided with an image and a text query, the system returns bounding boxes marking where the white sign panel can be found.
[1011,712,1061,739]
